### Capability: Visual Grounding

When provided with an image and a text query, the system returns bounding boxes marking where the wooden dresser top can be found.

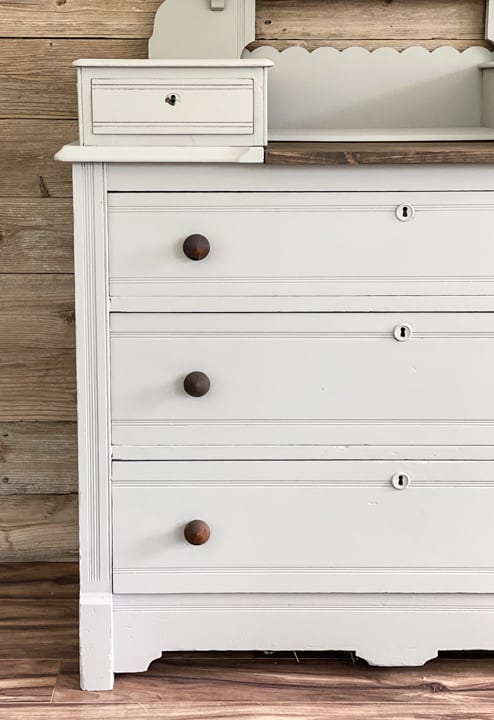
[265,141,494,165]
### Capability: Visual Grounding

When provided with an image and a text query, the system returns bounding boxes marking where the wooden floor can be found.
[3,564,494,718]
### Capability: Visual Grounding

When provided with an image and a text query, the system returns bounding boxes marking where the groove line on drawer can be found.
[110,332,494,338]
[114,604,494,613]
[109,275,494,283]
[113,566,494,575]
[112,419,494,425]
[108,205,494,212]
[112,480,494,488]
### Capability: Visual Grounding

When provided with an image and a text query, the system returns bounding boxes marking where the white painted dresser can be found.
[57,0,494,691]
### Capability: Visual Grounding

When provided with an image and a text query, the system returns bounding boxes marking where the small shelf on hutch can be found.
[243,47,494,143]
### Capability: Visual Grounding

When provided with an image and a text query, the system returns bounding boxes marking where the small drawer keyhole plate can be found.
[396,204,415,222]
[393,324,413,342]
[391,473,411,490]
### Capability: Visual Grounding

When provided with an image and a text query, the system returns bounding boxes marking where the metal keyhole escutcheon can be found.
[391,473,411,490]
[396,204,415,222]
[393,324,412,342]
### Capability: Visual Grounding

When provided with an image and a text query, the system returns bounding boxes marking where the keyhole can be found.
[391,472,411,489]
[395,203,415,222]
[393,323,412,341]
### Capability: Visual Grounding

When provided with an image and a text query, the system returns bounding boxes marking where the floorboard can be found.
[3,563,494,718]
[0,660,60,704]
[4,702,494,720]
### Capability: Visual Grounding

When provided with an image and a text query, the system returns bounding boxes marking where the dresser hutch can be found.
[57,0,494,690]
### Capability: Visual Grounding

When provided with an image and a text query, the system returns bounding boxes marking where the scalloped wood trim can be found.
[244,45,494,136]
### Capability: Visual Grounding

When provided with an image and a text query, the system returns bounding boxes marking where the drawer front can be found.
[110,313,494,448]
[112,460,494,594]
[108,192,494,303]
[91,79,254,136]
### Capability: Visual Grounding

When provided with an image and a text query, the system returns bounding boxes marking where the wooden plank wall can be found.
[0,0,489,562]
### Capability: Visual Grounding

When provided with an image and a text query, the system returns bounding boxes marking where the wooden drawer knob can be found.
[183,371,211,397]
[183,234,210,261]
[184,520,211,545]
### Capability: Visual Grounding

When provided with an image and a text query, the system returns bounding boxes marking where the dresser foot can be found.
[112,594,494,672]
[80,593,114,691]
[356,647,438,667]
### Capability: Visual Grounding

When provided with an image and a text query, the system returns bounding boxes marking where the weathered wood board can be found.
[0,0,487,47]
[266,141,494,165]
[256,0,488,45]
[0,423,77,496]
[0,495,78,562]
[0,275,75,350]
[0,349,76,422]
[0,121,75,198]
[0,40,147,119]
[0,199,73,274]
[0,561,78,598]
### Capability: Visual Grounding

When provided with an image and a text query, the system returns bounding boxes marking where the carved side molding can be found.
[149,0,256,59]
[150,0,494,56]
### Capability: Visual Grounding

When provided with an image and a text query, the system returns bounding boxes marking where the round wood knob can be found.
[183,371,210,397]
[184,520,211,546]
[183,234,210,261]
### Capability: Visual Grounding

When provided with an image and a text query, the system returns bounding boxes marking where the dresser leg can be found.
[80,593,114,691]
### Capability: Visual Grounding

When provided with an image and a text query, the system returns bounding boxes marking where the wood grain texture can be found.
[265,141,494,165]
[0,40,147,119]
[0,564,78,660]
[0,597,78,658]
[0,0,487,48]
[0,423,77,496]
[0,497,78,562]
[255,0,487,42]
[5,701,494,719]
[0,562,78,598]
[0,0,162,38]
[0,660,61,703]
[0,349,75,422]
[0,121,75,198]
[0,275,75,350]
[52,654,494,704]
[0,495,78,562]
[0,200,73,274]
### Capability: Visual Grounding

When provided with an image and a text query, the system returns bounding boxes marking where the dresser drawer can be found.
[110,312,494,448]
[108,191,494,304]
[77,62,270,146]
[112,460,494,594]
[92,79,254,136]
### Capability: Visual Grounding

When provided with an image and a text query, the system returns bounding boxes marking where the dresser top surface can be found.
[265,141,494,165]
[73,58,273,68]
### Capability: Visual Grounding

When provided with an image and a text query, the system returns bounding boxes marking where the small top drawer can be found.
[91,78,254,136]
[76,60,271,147]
